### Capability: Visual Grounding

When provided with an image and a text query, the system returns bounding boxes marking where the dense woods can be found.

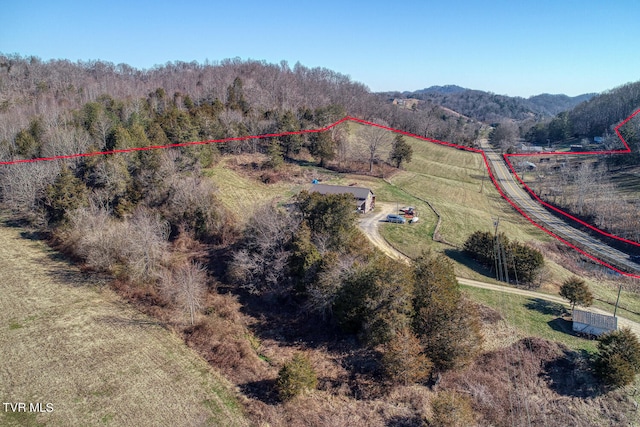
[0,53,481,162]
[522,81,640,146]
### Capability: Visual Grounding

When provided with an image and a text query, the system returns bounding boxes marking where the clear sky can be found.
[2,0,639,97]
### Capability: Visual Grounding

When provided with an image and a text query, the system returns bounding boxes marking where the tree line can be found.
[230,191,483,385]
[463,230,545,285]
[0,53,481,160]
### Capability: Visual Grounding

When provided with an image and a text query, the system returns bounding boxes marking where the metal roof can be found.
[573,309,617,331]
[310,184,373,200]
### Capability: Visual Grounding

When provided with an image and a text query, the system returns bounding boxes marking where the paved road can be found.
[480,140,640,275]
[358,205,640,337]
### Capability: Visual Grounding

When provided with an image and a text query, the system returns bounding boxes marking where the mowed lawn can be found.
[391,135,551,247]
[461,285,599,353]
[0,223,248,427]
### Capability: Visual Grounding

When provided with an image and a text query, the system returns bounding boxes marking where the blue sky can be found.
[2,0,639,97]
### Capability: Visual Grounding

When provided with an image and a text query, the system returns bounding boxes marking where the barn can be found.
[310,184,375,213]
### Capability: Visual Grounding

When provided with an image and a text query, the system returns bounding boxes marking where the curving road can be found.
[480,140,640,275]
[358,204,640,337]
[359,202,410,263]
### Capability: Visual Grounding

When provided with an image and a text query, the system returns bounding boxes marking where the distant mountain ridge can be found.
[387,85,596,122]
[527,93,595,116]
[406,85,468,95]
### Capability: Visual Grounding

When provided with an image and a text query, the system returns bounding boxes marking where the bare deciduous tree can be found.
[304,252,356,321]
[124,211,170,283]
[42,125,91,159]
[361,121,392,173]
[65,205,169,283]
[229,203,300,294]
[0,161,59,219]
[160,262,208,325]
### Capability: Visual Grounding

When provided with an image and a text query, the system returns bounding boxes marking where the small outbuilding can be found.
[572,309,617,336]
[310,184,375,213]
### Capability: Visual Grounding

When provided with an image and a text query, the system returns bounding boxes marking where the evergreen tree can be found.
[381,327,432,385]
[560,276,593,311]
[334,256,413,345]
[296,191,358,250]
[15,118,45,158]
[266,138,284,169]
[508,241,544,284]
[309,131,335,167]
[44,166,88,223]
[276,353,317,401]
[225,77,250,114]
[288,222,322,293]
[595,328,640,388]
[389,134,413,168]
[276,110,303,159]
[412,251,482,370]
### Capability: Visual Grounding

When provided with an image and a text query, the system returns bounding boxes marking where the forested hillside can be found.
[560,81,640,139]
[521,80,640,153]
[386,86,594,123]
[0,53,480,159]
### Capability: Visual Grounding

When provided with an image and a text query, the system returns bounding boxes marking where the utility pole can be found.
[501,237,510,284]
[613,282,623,317]
[493,218,503,282]
[493,217,510,283]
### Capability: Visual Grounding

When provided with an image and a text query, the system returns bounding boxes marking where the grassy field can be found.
[203,158,302,218]
[462,285,599,353]
[389,133,552,246]
[0,222,248,427]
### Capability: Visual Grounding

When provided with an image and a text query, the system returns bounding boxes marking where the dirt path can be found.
[358,209,640,338]
[359,202,410,263]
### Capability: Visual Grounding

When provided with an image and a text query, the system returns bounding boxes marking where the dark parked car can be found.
[386,214,406,224]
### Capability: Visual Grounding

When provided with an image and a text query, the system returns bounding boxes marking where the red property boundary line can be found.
[504,109,640,248]
[2,111,639,279]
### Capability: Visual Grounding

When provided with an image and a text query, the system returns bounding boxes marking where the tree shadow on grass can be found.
[19,229,50,241]
[386,415,424,427]
[95,315,166,329]
[5,219,109,288]
[285,158,319,168]
[524,298,567,316]
[444,248,495,281]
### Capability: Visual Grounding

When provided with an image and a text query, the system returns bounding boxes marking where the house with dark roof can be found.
[310,184,375,213]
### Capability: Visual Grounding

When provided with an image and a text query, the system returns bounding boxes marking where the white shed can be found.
[572,309,617,336]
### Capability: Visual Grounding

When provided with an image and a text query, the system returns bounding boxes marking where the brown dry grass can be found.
[440,337,639,427]
[0,222,248,427]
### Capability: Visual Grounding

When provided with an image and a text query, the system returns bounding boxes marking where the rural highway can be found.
[480,140,640,275]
